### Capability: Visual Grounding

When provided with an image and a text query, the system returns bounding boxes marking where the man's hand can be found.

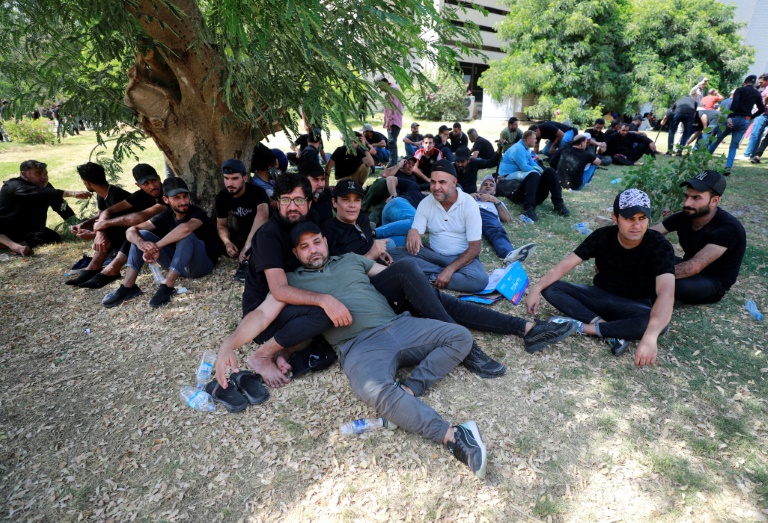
[224,241,239,258]
[727,118,733,129]
[320,295,353,327]
[215,346,240,388]
[475,193,498,204]
[93,220,108,232]
[93,231,110,253]
[635,337,658,366]
[649,143,657,153]
[74,191,91,199]
[526,287,541,314]
[366,239,390,261]
[239,241,251,263]
[434,267,455,289]
[406,229,423,255]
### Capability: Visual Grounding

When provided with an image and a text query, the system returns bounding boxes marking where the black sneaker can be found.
[65,269,99,286]
[523,207,539,222]
[448,421,487,479]
[723,169,731,177]
[524,319,579,353]
[462,343,506,378]
[605,337,629,356]
[149,284,175,308]
[79,272,121,289]
[233,261,248,282]
[102,284,143,308]
[554,203,570,217]
[750,156,760,164]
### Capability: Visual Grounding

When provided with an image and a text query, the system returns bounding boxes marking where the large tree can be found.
[0,0,480,205]
[480,0,753,113]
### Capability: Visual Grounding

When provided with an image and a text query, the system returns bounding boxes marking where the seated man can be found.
[472,175,536,264]
[215,159,269,281]
[498,130,569,222]
[400,160,489,293]
[499,117,522,153]
[529,121,574,156]
[651,171,745,304]
[297,129,324,172]
[556,134,602,190]
[103,178,218,308]
[526,189,675,365]
[413,134,443,184]
[72,164,167,288]
[325,132,375,184]
[374,175,427,246]
[435,125,455,162]
[0,160,89,255]
[287,126,327,167]
[448,122,469,152]
[250,144,278,199]
[361,124,390,165]
[584,118,611,165]
[453,146,498,194]
[66,162,130,285]
[302,163,333,223]
[402,122,424,157]
[468,128,495,160]
[605,123,657,166]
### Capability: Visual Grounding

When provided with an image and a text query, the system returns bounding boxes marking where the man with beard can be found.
[215,159,269,281]
[452,146,498,194]
[103,177,218,308]
[302,163,333,223]
[651,171,745,304]
[499,117,521,153]
[70,164,169,288]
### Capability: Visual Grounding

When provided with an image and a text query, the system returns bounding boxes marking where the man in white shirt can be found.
[403,159,489,293]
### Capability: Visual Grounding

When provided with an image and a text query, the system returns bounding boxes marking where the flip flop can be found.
[230,371,269,405]
[204,380,248,413]
[288,338,338,379]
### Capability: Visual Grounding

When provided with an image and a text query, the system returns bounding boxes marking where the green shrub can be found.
[4,117,56,144]
[404,70,469,122]
[524,96,602,127]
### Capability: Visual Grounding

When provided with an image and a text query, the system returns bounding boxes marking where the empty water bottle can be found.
[339,417,397,435]
[180,386,216,412]
[611,178,622,184]
[571,222,590,230]
[745,300,763,321]
[149,263,164,284]
[196,350,217,388]
[518,214,535,224]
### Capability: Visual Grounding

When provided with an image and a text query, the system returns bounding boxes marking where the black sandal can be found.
[230,371,269,405]
[204,380,248,413]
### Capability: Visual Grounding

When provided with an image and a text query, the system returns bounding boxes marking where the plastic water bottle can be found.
[571,222,590,230]
[745,300,764,321]
[196,350,217,388]
[180,386,216,412]
[149,263,164,284]
[0,253,10,262]
[518,214,535,224]
[339,417,397,435]
[611,178,622,184]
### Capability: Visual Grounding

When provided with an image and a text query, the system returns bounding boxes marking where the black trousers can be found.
[509,167,564,210]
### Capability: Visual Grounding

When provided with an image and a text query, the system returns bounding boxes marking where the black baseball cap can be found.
[332,179,365,198]
[162,177,190,197]
[402,154,417,163]
[222,158,247,175]
[681,170,726,196]
[411,122,420,129]
[454,147,471,161]
[745,74,757,84]
[632,115,642,122]
[431,159,457,177]
[133,163,160,185]
[613,188,651,219]
[290,221,323,247]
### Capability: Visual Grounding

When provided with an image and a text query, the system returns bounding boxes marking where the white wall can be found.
[720,0,768,76]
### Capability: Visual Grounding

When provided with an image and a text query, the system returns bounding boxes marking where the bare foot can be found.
[633,161,644,166]
[275,353,292,375]
[247,352,291,388]
[12,244,30,256]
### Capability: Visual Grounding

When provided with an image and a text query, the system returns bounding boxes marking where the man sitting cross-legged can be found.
[526,189,675,366]
[103,177,219,308]
[70,164,168,288]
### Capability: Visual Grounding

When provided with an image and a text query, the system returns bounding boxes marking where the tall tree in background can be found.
[0,0,480,205]
[481,0,753,113]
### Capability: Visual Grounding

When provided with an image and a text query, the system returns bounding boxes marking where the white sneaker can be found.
[503,242,536,265]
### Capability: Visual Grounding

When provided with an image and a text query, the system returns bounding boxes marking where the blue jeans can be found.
[376,198,416,246]
[387,125,401,166]
[391,244,489,293]
[707,116,750,169]
[127,230,214,278]
[404,143,418,157]
[694,123,719,151]
[439,146,454,162]
[669,112,694,152]
[541,129,574,155]
[479,208,513,258]
[744,114,768,157]
[374,146,391,164]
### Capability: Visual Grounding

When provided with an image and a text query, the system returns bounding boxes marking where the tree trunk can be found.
[123,0,267,210]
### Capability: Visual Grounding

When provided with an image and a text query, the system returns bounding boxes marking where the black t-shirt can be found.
[330,145,366,178]
[242,214,317,314]
[416,148,441,176]
[537,121,572,141]
[97,185,130,212]
[454,156,496,194]
[215,183,269,232]
[395,178,426,209]
[322,213,374,257]
[605,132,651,157]
[585,128,606,143]
[404,132,423,144]
[471,136,496,160]
[573,226,675,300]
[662,208,746,290]
[299,143,322,170]
[672,96,697,116]
[0,178,75,235]
[367,131,387,146]
[557,147,597,190]
[314,188,334,224]
[149,205,219,263]
[448,132,468,151]
[125,189,164,211]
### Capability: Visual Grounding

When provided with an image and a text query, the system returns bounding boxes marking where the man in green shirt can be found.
[500,117,522,153]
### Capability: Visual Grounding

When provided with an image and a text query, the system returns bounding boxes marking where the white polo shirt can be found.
[412,187,482,256]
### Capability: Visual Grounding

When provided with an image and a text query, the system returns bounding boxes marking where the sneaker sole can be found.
[525,321,579,353]
[464,421,487,479]
[505,243,536,264]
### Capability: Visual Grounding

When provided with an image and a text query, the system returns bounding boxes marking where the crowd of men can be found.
[0,73,755,479]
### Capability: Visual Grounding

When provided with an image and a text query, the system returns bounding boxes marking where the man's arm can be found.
[410,165,430,183]
[217,217,238,258]
[549,130,565,152]
[526,253,583,314]
[240,203,269,262]
[434,240,482,289]
[635,273,675,366]
[155,219,201,250]
[364,239,393,265]
[381,160,403,178]
[95,203,166,230]
[264,268,352,327]
[324,158,335,177]
[672,244,728,279]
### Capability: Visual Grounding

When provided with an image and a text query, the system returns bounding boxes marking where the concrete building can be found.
[722,0,768,77]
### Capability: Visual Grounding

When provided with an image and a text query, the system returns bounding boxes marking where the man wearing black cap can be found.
[215,159,269,282]
[0,160,90,256]
[103,177,218,308]
[402,122,424,157]
[527,189,676,366]
[453,146,498,194]
[651,171,746,304]
[72,164,168,288]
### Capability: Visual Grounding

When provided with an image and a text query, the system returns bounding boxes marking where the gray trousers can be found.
[338,314,472,444]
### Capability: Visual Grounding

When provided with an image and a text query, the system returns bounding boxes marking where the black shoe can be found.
[233,261,248,282]
[523,207,539,222]
[447,421,487,479]
[554,203,570,217]
[605,337,629,356]
[462,343,506,378]
[102,284,143,308]
[723,169,731,177]
[65,269,99,286]
[79,272,121,289]
[149,284,175,308]
[751,156,760,164]
[524,319,579,353]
